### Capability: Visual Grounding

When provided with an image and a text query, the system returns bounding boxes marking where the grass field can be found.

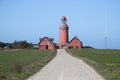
[0,49,56,80]
[66,49,120,80]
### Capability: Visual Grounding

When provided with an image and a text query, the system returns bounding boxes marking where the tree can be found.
[12,40,33,49]
[0,40,33,49]
[0,42,5,48]
[6,43,12,49]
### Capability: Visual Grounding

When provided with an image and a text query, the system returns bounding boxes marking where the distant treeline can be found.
[0,40,34,49]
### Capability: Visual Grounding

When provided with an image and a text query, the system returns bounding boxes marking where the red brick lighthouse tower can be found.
[59,16,69,48]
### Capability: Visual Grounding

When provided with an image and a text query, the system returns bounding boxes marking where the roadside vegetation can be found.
[0,41,33,49]
[66,49,120,80]
[0,49,56,80]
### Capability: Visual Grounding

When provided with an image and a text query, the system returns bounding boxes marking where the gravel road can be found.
[27,49,105,80]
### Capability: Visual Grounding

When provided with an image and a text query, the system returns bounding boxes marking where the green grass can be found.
[0,49,57,80]
[66,49,120,80]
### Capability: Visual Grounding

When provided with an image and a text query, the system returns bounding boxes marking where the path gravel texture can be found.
[27,49,105,80]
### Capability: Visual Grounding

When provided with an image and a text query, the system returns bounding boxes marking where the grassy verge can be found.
[0,49,57,80]
[66,49,120,80]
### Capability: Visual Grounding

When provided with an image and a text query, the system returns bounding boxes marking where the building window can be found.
[76,46,79,48]
[69,46,74,49]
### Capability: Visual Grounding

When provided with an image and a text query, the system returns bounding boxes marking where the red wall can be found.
[39,38,51,45]
[38,45,47,50]
[69,38,82,48]
[48,45,56,50]
[59,29,68,44]
[38,38,55,50]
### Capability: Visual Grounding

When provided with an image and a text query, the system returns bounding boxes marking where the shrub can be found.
[12,63,22,73]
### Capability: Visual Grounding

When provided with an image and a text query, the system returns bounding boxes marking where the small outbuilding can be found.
[38,37,56,50]
[69,36,82,48]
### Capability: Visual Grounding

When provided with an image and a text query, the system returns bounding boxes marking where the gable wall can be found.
[69,38,82,48]
[39,38,51,45]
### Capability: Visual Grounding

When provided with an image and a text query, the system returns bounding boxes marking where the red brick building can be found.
[69,36,82,48]
[38,16,83,50]
[38,37,56,50]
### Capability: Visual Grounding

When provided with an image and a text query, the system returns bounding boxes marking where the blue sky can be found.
[0,0,120,49]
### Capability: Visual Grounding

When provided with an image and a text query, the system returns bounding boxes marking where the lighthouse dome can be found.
[60,16,69,30]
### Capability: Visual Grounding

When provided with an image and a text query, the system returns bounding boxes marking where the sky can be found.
[0,0,120,49]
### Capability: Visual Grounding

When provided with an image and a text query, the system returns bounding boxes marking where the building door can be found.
[46,45,48,49]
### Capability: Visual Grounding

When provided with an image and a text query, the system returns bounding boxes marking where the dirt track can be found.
[27,49,105,80]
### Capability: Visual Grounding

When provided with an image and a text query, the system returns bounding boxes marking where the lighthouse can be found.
[59,16,69,48]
